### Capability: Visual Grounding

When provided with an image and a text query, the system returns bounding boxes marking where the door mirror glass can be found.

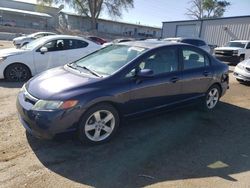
[137,69,154,78]
[40,46,48,54]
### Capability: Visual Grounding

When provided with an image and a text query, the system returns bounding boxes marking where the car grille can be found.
[215,50,233,56]
[246,67,250,72]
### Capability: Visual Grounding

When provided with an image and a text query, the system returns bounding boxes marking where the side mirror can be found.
[136,69,154,78]
[40,46,48,54]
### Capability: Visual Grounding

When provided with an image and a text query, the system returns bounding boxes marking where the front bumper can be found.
[215,55,240,63]
[233,66,250,81]
[16,91,81,139]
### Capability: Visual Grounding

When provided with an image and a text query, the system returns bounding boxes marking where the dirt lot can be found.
[0,41,250,188]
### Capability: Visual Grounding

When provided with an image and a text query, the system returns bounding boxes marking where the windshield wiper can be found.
[67,63,102,78]
[81,66,103,78]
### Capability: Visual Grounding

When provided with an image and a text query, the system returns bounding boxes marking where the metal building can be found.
[162,16,250,46]
[60,12,162,38]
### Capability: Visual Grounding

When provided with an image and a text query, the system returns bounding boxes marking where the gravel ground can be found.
[0,41,250,188]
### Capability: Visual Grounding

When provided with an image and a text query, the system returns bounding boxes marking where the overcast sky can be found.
[16,0,250,27]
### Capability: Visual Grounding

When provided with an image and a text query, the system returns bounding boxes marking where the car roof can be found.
[39,35,88,41]
[230,40,250,43]
[164,37,205,41]
[118,40,179,49]
[31,32,56,35]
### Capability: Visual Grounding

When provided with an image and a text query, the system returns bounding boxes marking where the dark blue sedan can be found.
[16,41,229,144]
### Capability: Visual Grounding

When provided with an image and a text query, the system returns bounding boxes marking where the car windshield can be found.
[72,45,147,76]
[226,42,246,48]
[21,37,47,50]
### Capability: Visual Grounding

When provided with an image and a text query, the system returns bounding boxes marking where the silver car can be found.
[234,58,250,82]
[13,32,56,48]
[164,37,211,53]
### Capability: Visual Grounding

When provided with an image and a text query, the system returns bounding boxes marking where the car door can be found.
[180,46,214,100]
[34,39,68,73]
[124,46,182,115]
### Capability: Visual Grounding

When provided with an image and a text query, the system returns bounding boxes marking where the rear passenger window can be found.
[64,39,89,50]
[74,40,88,48]
[182,49,209,70]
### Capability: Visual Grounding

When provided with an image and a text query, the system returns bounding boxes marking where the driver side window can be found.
[138,47,179,75]
[41,40,65,52]
[126,47,179,77]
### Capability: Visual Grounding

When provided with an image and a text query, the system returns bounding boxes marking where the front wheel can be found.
[5,63,31,82]
[78,103,120,144]
[204,85,221,110]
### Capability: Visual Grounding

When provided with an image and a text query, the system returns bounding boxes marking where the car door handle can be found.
[170,77,179,83]
[203,71,211,77]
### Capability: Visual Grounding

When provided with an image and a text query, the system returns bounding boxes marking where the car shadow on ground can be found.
[27,102,250,188]
[0,80,24,88]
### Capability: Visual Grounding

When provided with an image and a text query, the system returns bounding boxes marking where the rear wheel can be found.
[204,85,221,111]
[5,63,31,82]
[78,103,120,144]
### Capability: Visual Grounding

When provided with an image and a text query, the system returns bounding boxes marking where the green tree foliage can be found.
[37,0,134,29]
[186,0,231,19]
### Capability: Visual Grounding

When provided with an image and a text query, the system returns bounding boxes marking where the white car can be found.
[214,40,250,65]
[234,58,250,82]
[163,37,211,53]
[0,35,101,81]
[13,32,56,48]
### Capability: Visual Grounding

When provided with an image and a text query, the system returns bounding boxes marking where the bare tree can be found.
[186,0,204,20]
[186,0,230,19]
[37,0,134,30]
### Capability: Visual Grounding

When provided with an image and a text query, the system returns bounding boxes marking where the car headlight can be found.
[233,50,238,55]
[32,100,78,111]
[236,63,244,69]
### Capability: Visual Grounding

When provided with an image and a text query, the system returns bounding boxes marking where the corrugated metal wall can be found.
[162,16,250,46]
[202,17,250,46]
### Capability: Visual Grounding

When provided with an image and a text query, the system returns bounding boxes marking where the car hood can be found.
[13,36,30,41]
[26,66,99,100]
[0,48,27,57]
[239,59,250,68]
[215,47,243,51]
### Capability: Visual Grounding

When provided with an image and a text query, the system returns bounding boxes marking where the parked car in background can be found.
[13,32,56,48]
[164,37,211,53]
[87,36,107,45]
[0,35,101,81]
[214,40,250,65]
[16,41,229,144]
[102,38,134,47]
[1,20,16,27]
[233,58,250,83]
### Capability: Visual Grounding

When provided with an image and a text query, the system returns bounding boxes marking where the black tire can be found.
[78,103,120,145]
[5,63,31,82]
[203,85,221,111]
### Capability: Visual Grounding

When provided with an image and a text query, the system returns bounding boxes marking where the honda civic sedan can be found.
[16,41,229,144]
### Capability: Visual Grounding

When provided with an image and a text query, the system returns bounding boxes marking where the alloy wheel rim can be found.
[206,88,219,109]
[9,66,28,81]
[84,110,115,142]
